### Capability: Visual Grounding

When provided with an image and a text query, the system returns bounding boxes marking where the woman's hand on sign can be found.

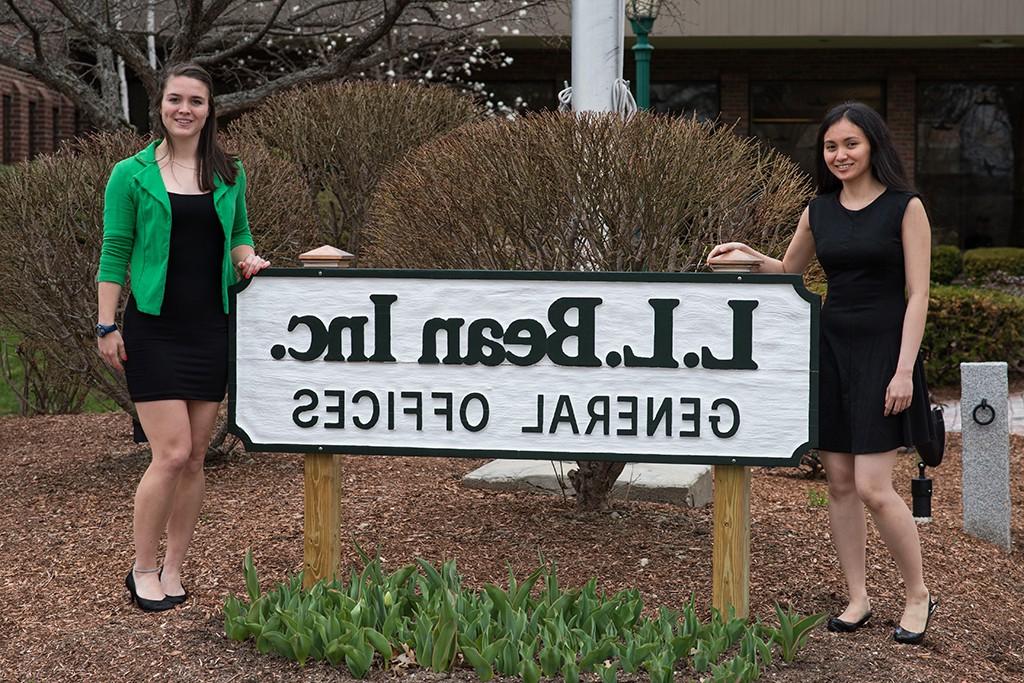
[98,331,127,372]
[707,242,755,264]
[884,370,913,416]
[237,253,270,279]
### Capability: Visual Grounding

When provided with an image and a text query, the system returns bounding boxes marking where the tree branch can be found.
[5,0,45,62]
[218,0,413,116]
[47,0,158,96]
[195,0,288,67]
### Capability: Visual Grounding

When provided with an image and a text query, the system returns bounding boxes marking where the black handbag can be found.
[916,406,946,468]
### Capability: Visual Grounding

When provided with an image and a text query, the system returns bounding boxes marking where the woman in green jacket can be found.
[97,63,269,612]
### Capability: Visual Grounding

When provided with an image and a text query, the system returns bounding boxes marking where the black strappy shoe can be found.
[125,567,175,613]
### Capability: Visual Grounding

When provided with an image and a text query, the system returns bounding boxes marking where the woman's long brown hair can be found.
[151,63,237,191]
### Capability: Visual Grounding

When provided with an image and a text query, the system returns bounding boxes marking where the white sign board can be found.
[229,270,819,465]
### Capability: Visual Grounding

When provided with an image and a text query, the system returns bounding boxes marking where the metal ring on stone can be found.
[972,399,996,426]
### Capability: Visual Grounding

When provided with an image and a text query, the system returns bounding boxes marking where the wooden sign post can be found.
[708,250,764,620]
[297,245,353,589]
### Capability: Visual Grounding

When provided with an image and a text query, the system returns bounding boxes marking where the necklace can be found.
[170,160,197,171]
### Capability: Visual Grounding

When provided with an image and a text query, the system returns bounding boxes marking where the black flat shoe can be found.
[159,568,188,605]
[827,610,872,633]
[125,569,175,613]
[894,596,938,645]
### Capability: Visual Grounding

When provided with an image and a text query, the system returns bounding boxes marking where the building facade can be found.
[484,0,1024,248]
[0,65,77,164]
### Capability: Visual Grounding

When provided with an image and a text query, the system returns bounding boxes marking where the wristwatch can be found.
[96,322,119,337]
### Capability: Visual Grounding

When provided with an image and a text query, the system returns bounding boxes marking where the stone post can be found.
[961,362,1011,551]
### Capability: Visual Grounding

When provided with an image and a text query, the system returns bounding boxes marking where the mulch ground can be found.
[1,413,1022,683]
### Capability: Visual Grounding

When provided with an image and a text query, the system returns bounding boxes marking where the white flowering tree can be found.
[0,0,547,131]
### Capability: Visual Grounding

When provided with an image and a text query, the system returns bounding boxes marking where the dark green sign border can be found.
[228,269,819,467]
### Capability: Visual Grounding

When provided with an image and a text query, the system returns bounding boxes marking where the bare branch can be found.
[195,0,288,67]
[47,0,158,96]
[5,0,45,62]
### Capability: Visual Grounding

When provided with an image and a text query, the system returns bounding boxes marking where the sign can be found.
[229,270,818,465]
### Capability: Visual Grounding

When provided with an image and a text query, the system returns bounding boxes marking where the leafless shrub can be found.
[366,111,814,510]
[230,81,484,262]
[365,111,813,274]
[0,130,315,416]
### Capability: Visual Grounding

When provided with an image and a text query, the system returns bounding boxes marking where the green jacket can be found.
[97,140,255,314]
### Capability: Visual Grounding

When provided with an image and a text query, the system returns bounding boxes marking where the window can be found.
[917,82,1022,247]
[750,81,885,177]
[2,95,12,164]
[649,82,719,121]
[28,100,38,159]
[52,106,60,151]
[484,80,559,114]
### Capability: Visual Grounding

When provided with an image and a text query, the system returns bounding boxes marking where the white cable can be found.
[557,82,572,112]
[612,78,638,119]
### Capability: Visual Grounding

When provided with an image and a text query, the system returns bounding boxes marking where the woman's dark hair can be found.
[814,101,912,195]
[151,62,237,190]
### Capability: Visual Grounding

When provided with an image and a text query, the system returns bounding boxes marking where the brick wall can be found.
[886,72,917,186]
[1,65,77,164]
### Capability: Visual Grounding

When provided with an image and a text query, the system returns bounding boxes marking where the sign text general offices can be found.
[229,271,819,465]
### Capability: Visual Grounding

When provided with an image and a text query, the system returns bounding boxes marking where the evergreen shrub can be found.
[923,285,1024,385]
[930,245,962,284]
[962,247,1024,281]
[231,81,483,263]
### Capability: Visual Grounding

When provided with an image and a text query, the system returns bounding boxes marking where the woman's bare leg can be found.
[820,451,871,621]
[854,451,930,632]
[133,400,193,600]
[161,400,221,597]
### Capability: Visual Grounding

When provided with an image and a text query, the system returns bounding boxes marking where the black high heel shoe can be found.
[826,609,872,633]
[125,567,175,613]
[894,595,938,645]
[159,568,188,605]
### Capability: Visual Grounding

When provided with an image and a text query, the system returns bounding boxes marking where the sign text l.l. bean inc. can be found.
[229,270,819,465]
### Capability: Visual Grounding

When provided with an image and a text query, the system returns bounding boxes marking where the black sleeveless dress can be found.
[123,192,228,403]
[809,188,931,454]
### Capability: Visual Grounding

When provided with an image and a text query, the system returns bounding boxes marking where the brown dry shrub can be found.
[365,111,814,509]
[365,111,814,272]
[0,131,315,415]
[230,81,484,262]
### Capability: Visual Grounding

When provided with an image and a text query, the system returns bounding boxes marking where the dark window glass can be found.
[917,82,1023,247]
[649,82,719,121]
[52,106,60,151]
[28,100,38,159]
[2,95,12,164]
[485,80,559,114]
[750,81,885,176]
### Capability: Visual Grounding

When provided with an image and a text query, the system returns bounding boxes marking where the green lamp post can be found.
[625,0,663,110]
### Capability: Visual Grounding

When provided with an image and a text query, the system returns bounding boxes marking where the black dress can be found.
[123,192,228,403]
[809,188,931,454]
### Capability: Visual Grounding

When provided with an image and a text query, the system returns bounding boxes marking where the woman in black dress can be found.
[97,64,270,612]
[709,102,936,644]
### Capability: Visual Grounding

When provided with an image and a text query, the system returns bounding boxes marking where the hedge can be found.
[930,245,962,284]
[922,285,1024,385]
[963,247,1024,281]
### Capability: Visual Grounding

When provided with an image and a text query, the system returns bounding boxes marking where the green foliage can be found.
[931,245,962,284]
[923,285,1024,385]
[806,489,828,508]
[764,605,827,663]
[963,247,1024,281]
[225,551,823,681]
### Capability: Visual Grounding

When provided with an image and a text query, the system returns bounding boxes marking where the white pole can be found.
[570,0,627,114]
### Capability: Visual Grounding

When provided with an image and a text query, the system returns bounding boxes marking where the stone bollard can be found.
[960,362,1012,551]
